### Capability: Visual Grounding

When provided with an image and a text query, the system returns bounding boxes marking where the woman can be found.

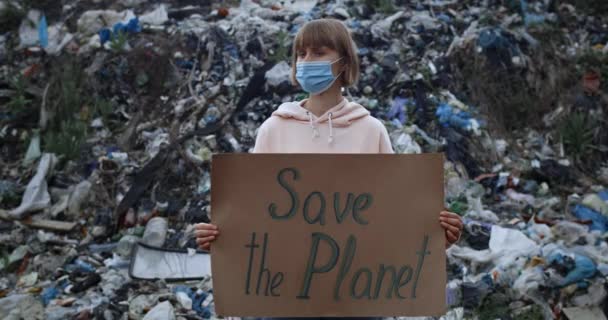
[195,18,463,320]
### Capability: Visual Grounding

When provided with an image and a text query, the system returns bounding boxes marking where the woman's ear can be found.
[340,59,347,71]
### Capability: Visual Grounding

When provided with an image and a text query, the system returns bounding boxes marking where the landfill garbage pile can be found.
[1,0,607,319]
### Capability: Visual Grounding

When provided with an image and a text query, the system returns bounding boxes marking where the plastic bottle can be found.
[116,235,139,257]
[142,217,168,247]
[88,242,118,254]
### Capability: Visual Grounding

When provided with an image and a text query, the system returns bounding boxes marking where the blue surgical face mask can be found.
[296,57,343,95]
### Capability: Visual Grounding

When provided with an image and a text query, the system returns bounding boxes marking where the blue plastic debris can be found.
[437,13,452,24]
[357,47,370,56]
[598,190,608,202]
[436,103,478,132]
[520,0,546,27]
[191,290,209,315]
[387,97,409,125]
[113,17,141,35]
[41,286,58,306]
[99,17,141,45]
[572,204,608,233]
[479,28,508,50]
[65,259,96,273]
[174,59,194,69]
[173,286,213,318]
[38,15,48,48]
[99,29,112,45]
[348,20,362,30]
[548,252,597,287]
[224,43,238,59]
[57,277,70,290]
[477,28,520,59]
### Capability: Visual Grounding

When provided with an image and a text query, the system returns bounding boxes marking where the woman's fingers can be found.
[194,223,218,231]
[196,236,216,245]
[439,212,463,229]
[446,229,459,244]
[440,212,461,221]
[194,229,219,238]
[440,221,461,234]
[194,223,218,251]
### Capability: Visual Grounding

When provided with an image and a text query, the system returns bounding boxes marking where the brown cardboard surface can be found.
[210,153,446,317]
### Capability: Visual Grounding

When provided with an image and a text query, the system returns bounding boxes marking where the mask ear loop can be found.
[331,57,344,64]
[331,57,345,86]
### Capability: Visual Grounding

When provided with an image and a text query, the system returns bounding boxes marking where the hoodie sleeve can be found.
[252,120,271,153]
[379,123,395,154]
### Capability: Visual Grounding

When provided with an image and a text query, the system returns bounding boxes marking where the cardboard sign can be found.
[210,154,446,317]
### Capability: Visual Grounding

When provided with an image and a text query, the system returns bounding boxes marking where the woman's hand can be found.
[439,211,463,248]
[194,223,219,250]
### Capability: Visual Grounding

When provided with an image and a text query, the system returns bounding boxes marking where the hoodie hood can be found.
[270,98,370,144]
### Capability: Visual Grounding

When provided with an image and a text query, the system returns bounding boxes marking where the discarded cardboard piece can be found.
[210,153,447,317]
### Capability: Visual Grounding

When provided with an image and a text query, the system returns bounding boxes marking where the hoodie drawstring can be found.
[307,111,334,144]
[307,111,319,139]
[328,112,333,144]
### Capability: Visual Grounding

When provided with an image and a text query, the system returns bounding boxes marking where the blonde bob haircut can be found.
[290,18,360,88]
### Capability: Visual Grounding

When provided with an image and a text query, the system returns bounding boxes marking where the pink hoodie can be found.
[252,97,394,153]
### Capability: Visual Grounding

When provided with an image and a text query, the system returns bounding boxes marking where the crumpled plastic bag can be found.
[18,10,41,47]
[142,301,175,320]
[77,9,136,36]
[139,4,169,25]
[448,225,540,271]
[547,252,597,287]
[513,266,546,298]
[8,153,58,219]
[571,204,608,233]
[265,61,291,87]
[393,132,422,154]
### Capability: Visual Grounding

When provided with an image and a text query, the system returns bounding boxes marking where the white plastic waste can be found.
[512,267,546,298]
[282,0,318,12]
[552,221,589,245]
[67,180,92,217]
[490,225,540,266]
[24,131,41,165]
[44,24,74,55]
[0,294,44,319]
[77,10,136,36]
[505,188,536,206]
[394,132,422,154]
[175,291,193,310]
[448,226,540,271]
[265,61,291,87]
[9,153,58,219]
[140,5,169,25]
[571,279,607,307]
[116,235,139,257]
[142,129,169,158]
[18,10,41,48]
[142,217,168,247]
[142,301,175,320]
[582,194,608,215]
[527,220,553,244]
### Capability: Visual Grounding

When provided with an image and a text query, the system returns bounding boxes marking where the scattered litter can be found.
[1,0,607,319]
